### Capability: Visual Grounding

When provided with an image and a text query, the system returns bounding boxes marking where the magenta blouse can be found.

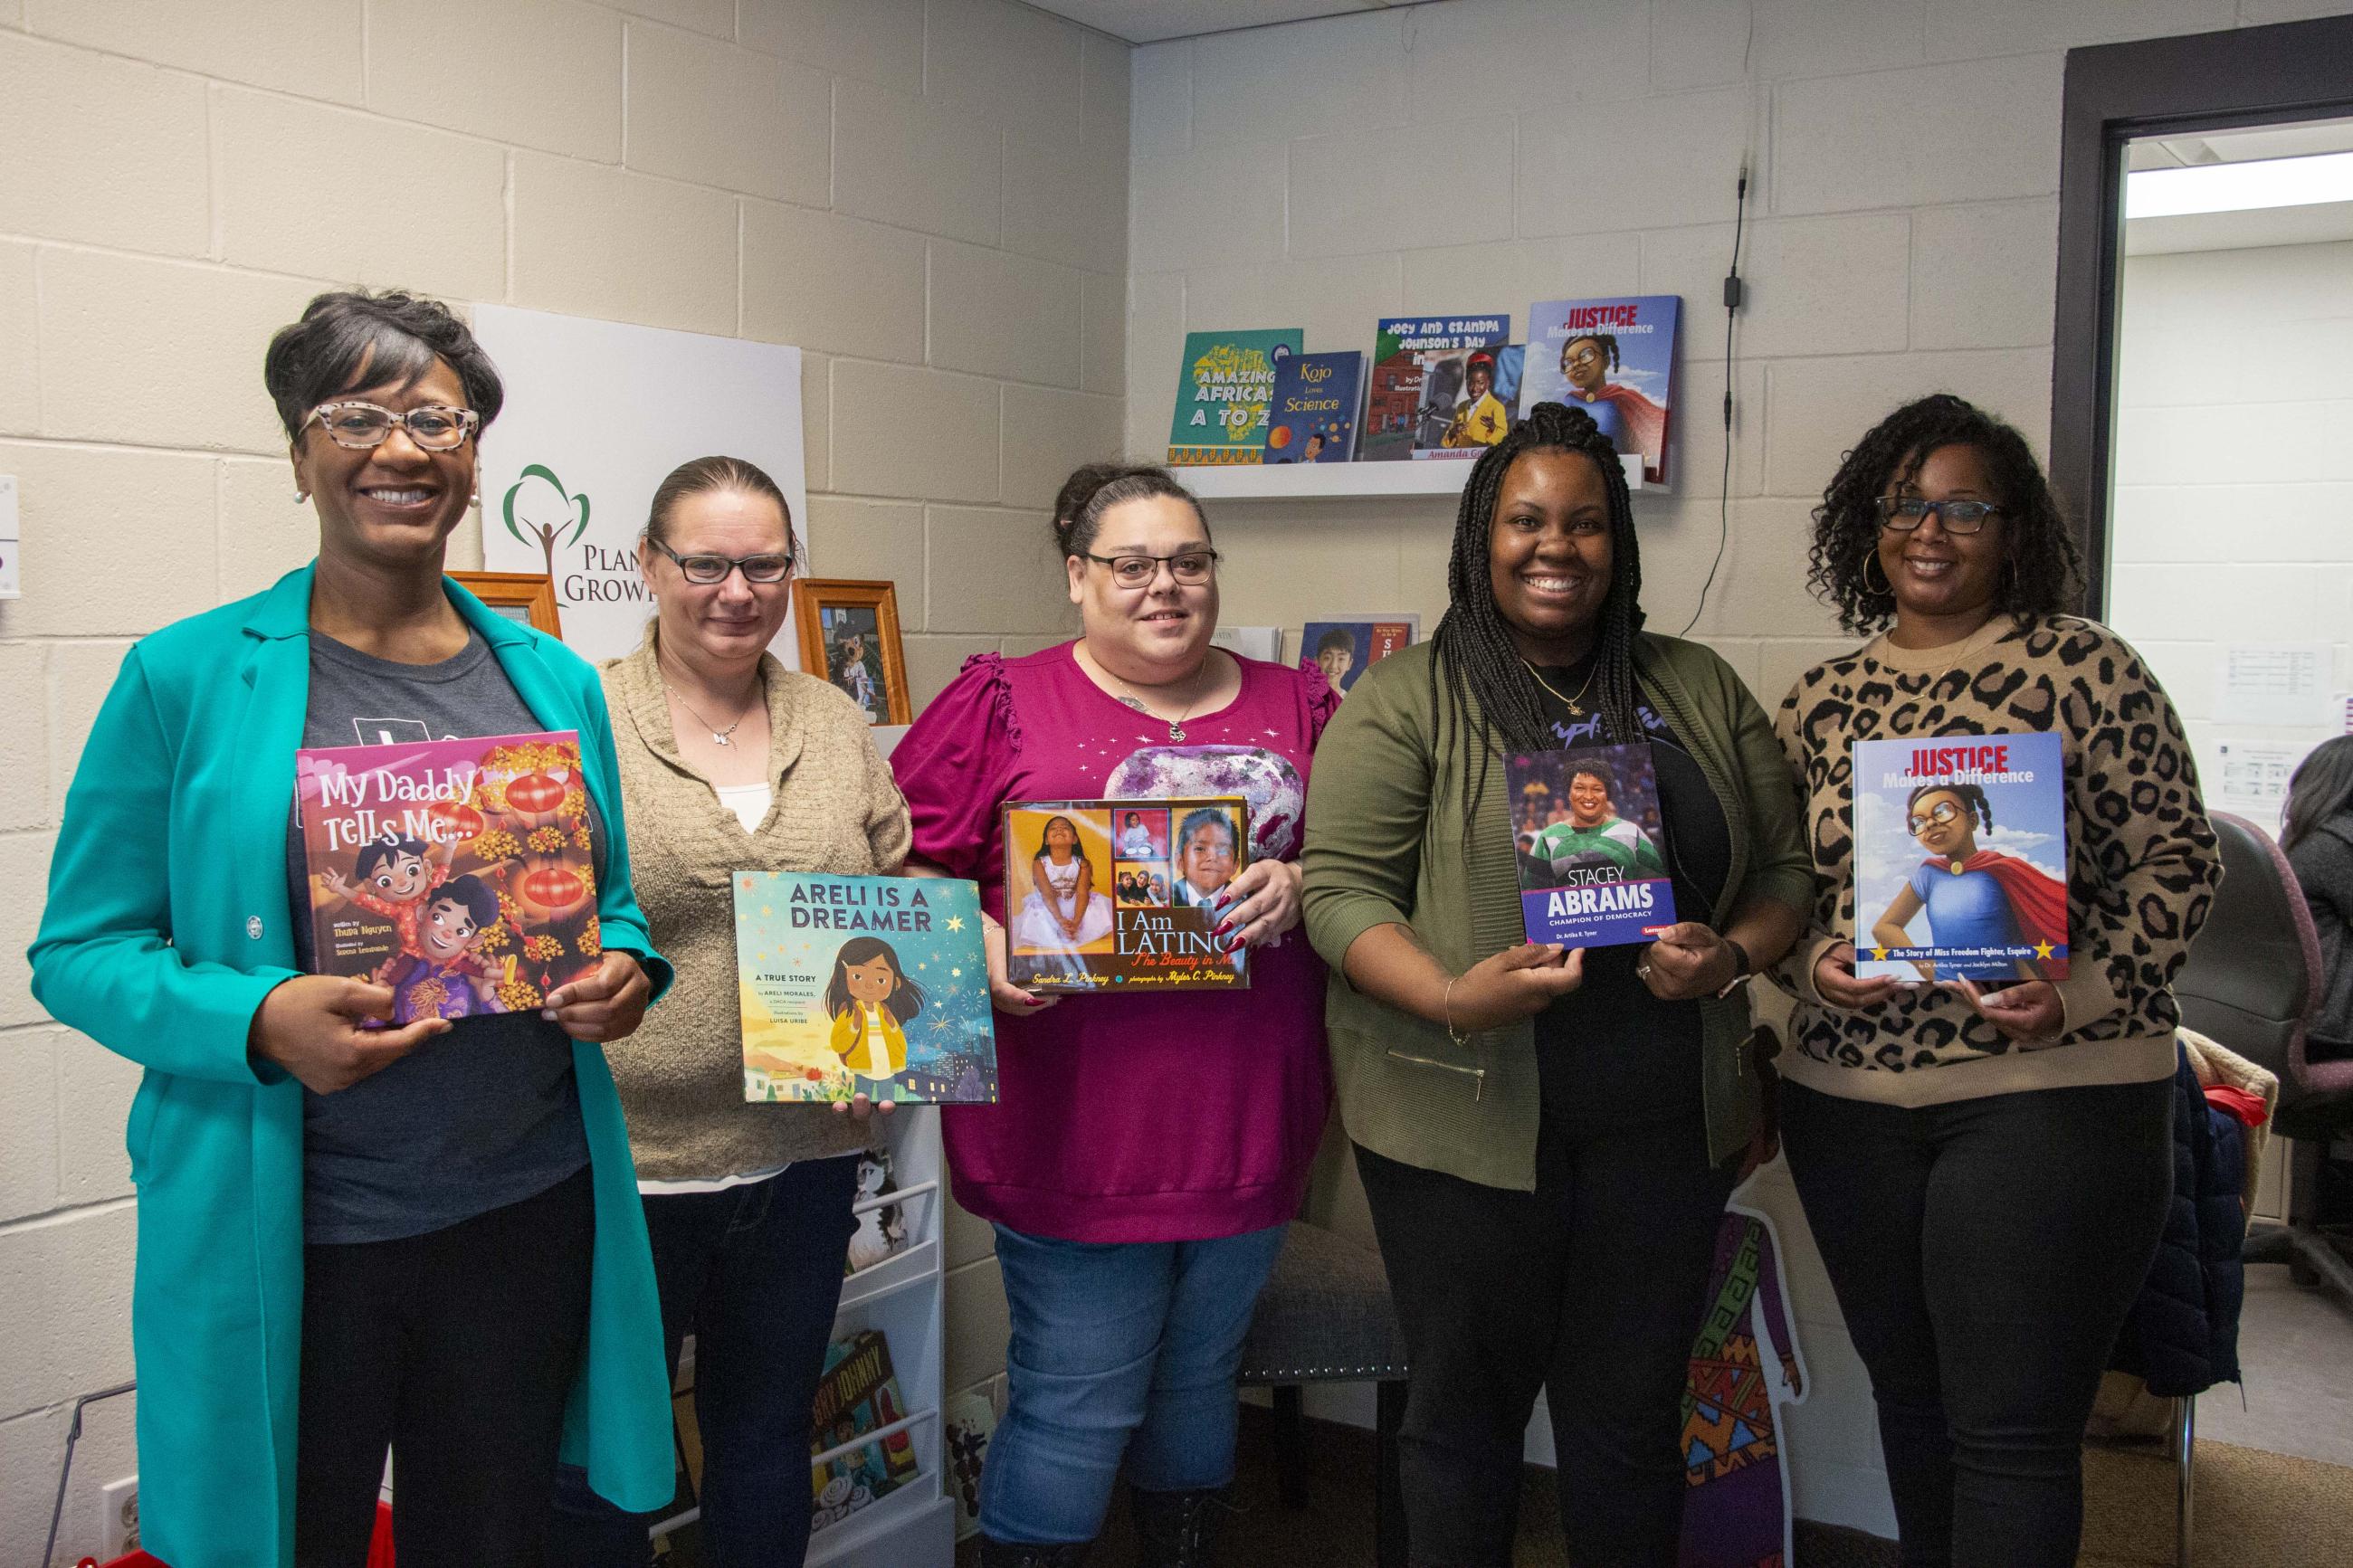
[892,643,1338,1243]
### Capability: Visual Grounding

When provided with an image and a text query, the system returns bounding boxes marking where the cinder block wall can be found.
[0,2,1125,1557]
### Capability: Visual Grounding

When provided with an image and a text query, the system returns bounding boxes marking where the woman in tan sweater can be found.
[549,456,911,1567]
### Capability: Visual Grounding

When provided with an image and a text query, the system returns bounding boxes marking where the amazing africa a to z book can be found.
[1166,329,1302,465]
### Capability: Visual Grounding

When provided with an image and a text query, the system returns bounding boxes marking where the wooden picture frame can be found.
[792,578,912,726]
[450,570,563,638]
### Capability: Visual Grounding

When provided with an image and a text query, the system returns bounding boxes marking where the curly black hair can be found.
[263,289,504,443]
[1807,393,2083,635]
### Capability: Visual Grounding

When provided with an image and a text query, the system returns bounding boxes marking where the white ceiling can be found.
[1024,0,1412,44]
[2126,119,2353,255]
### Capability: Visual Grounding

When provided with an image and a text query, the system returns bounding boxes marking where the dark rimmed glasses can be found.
[1876,496,2000,534]
[1080,548,1220,588]
[1907,800,1964,836]
[650,538,794,584]
[304,401,480,451]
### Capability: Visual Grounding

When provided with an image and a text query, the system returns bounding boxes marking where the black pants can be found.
[295,1164,595,1568]
[1780,1078,2173,1568]
[548,1155,862,1567]
[1356,1121,1738,1568]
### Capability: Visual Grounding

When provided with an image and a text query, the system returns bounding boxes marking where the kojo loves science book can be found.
[1167,329,1302,465]
[735,872,999,1104]
[1506,742,1677,947]
[1003,798,1252,992]
[294,730,600,1022]
[1263,350,1363,462]
[1852,733,2070,984]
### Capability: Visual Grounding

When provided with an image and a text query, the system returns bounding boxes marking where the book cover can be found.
[1507,741,1678,947]
[735,872,1000,1104]
[1360,315,1514,461]
[1003,799,1253,992]
[293,730,600,1022]
[1263,350,1364,463]
[844,1145,909,1277]
[809,1329,921,1533]
[1166,329,1303,465]
[1522,296,1681,487]
[945,1388,999,1541]
[1851,733,2071,984]
[1303,617,1419,695]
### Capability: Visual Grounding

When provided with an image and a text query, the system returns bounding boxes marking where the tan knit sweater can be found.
[601,634,914,1179]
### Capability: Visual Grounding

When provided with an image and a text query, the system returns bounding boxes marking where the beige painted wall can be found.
[0,2,1126,1557]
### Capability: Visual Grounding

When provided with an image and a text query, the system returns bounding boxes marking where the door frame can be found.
[2050,13,2353,613]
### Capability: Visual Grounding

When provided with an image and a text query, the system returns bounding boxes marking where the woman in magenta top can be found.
[895,461,1335,1568]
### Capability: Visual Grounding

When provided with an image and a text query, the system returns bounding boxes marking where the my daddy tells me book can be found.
[294,730,599,1022]
[1507,741,1677,947]
[1167,329,1302,465]
[735,872,999,1104]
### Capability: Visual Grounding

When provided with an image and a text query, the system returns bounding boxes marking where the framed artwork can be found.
[792,578,911,726]
[449,571,563,638]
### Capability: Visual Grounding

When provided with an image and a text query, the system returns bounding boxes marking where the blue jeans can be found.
[982,1221,1287,1545]
[548,1155,860,1567]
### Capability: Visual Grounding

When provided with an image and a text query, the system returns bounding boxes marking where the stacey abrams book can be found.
[1508,741,1677,947]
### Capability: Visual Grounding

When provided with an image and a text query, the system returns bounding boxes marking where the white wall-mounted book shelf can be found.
[1176,451,1644,501]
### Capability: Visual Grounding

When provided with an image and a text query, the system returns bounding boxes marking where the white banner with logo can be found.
[472,305,810,667]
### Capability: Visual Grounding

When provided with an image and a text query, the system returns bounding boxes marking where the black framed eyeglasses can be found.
[1876,496,2000,534]
[651,538,793,584]
[1906,800,1963,835]
[304,401,479,451]
[1079,548,1220,588]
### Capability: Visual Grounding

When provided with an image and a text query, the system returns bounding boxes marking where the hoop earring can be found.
[1863,551,1892,596]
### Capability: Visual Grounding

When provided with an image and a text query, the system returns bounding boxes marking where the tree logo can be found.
[502,464,591,575]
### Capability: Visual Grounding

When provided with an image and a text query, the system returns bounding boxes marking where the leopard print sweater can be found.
[1768,614,2220,1107]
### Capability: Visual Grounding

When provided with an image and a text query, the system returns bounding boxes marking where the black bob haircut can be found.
[263,290,505,445]
[1567,759,1618,795]
[428,873,500,928]
[1315,626,1357,656]
[354,837,430,882]
[1807,393,2083,636]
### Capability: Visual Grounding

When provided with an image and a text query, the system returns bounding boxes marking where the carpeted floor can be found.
[951,1407,2353,1566]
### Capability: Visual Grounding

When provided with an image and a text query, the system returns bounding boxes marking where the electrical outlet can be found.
[101,1476,139,1558]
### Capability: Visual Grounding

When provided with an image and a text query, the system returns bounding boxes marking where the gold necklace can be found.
[1521,659,1597,717]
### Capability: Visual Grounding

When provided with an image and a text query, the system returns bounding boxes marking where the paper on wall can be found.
[2214,738,2303,820]
[2217,643,2331,728]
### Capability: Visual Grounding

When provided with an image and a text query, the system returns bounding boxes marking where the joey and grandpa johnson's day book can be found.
[1002,798,1253,993]
[294,730,600,1022]
[1263,350,1364,462]
[1361,315,1513,461]
[1851,733,2071,984]
[809,1329,921,1533]
[1522,295,1681,487]
[734,871,999,1105]
[1507,741,1678,948]
[1166,329,1303,465]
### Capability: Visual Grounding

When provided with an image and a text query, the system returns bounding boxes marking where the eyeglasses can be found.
[1906,800,1963,835]
[305,401,480,451]
[651,538,793,584]
[1080,549,1220,588]
[1877,496,2000,534]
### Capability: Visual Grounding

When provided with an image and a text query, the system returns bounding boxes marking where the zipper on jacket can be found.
[1385,1048,1486,1100]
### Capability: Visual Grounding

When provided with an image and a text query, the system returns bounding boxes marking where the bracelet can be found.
[1443,974,1468,1045]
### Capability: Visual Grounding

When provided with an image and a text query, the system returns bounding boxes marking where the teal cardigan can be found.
[29,566,678,1568]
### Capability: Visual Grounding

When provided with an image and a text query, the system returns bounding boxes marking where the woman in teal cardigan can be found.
[29,291,676,1568]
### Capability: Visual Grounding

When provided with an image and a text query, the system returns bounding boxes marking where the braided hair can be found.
[1808,393,2083,635]
[1432,401,1646,823]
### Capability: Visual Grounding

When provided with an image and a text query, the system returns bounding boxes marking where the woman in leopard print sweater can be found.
[1770,394,2219,1568]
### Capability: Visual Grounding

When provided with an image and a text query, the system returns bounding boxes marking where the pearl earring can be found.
[294,489,309,503]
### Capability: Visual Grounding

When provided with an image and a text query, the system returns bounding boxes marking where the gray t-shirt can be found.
[289,629,591,1245]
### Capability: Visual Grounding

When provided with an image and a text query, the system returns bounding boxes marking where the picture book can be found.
[945,1388,999,1541]
[293,730,599,1022]
[1167,329,1303,465]
[1264,350,1364,463]
[1507,742,1678,947]
[1360,315,1513,461]
[1522,296,1681,487]
[1002,798,1253,993]
[1851,733,2071,984]
[1304,617,1419,695]
[844,1145,910,1277]
[809,1329,920,1533]
[735,872,1000,1104]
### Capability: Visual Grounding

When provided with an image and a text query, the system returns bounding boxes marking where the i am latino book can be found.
[734,872,999,1104]
[1852,733,2070,984]
[1506,742,1677,946]
[1002,798,1253,992]
[294,730,600,1022]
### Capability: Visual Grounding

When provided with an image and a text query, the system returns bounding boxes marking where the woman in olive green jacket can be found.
[1301,403,1813,1568]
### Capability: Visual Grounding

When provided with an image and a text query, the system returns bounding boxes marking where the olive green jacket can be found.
[1301,633,1814,1187]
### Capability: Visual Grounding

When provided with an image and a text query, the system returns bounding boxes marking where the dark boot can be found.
[977,1537,1092,1568]
[1129,1486,1235,1568]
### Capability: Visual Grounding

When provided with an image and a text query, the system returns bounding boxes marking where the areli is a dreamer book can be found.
[294,730,600,1022]
[734,872,999,1104]
[1852,733,2071,984]
[1002,798,1253,992]
[1507,742,1678,946]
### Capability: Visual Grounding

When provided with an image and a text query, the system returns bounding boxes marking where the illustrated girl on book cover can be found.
[1872,782,2069,983]
[825,936,927,1095]
[1558,332,1667,479]
[1010,813,1116,954]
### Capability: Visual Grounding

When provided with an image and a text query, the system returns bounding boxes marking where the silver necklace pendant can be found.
[712,731,732,746]
[1168,724,1186,742]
